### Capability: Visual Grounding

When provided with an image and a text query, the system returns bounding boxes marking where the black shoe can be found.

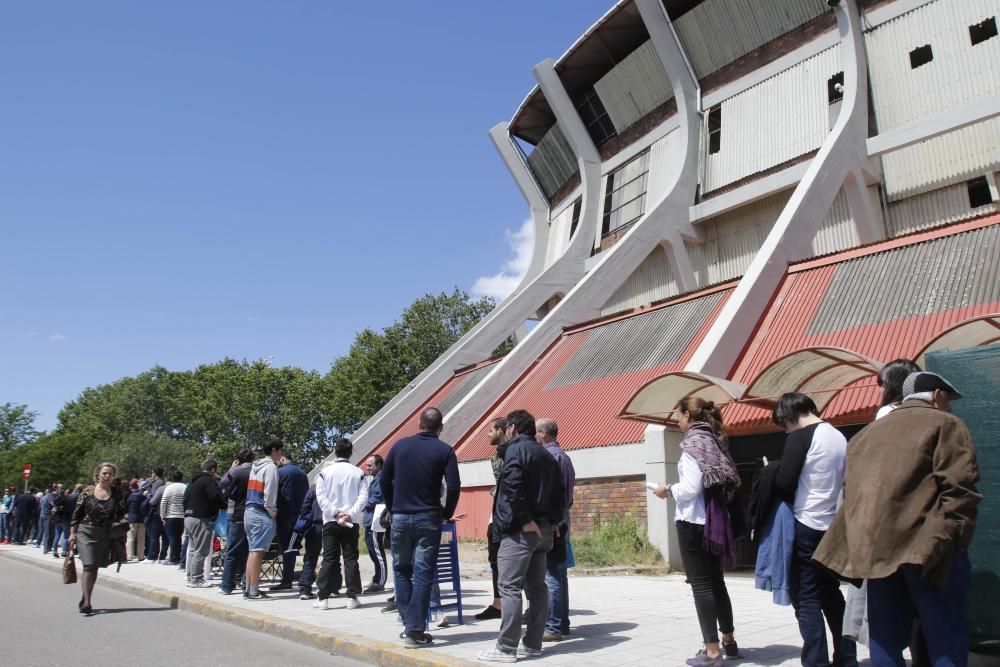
[298,592,315,600]
[723,640,740,659]
[245,591,270,600]
[403,631,433,648]
[381,600,397,613]
[268,583,293,591]
[362,583,384,594]
[475,605,502,620]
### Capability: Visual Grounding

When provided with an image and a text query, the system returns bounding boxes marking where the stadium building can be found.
[324,0,1000,569]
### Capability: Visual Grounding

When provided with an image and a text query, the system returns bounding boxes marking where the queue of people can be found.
[2,363,980,666]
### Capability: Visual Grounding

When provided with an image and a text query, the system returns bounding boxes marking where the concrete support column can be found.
[686,0,873,377]
[844,167,883,245]
[644,424,683,570]
[490,123,551,285]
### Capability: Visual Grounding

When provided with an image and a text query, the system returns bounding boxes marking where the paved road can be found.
[0,555,366,666]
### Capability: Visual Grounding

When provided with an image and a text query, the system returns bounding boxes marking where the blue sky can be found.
[1,1,613,431]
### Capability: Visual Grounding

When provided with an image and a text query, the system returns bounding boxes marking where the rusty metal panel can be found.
[866,0,1000,133]
[687,191,790,286]
[601,246,679,315]
[594,40,674,133]
[808,223,1000,334]
[727,216,1000,433]
[703,45,840,193]
[674,0,829,79]
[456,289,733,462]
[526,123,579,199]
[437,363,500,416]
[552,291,726,387]
[889,180,1000,236]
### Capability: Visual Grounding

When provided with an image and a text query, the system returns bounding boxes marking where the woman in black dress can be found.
[68,462,127,614]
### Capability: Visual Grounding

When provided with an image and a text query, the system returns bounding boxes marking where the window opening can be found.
[707,105,722,155]
[569,198,582,239]
[967,177,994,209]
[970,17,998,46]
[828,72,845,105]
[909,44,934,69]
[601,151,650,236]
[576,90,616,148]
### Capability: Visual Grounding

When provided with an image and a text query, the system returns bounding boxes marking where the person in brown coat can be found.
[813,371,981,667]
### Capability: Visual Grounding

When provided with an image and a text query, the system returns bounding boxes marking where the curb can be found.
[2,549,476,667]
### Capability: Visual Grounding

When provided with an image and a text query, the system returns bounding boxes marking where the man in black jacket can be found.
[183,459,227,588]
[478,409,565,664]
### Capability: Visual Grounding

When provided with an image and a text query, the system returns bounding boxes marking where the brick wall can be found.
[571,474,646,534]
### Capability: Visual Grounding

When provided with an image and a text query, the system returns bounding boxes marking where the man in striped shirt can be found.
[243,439,284,600]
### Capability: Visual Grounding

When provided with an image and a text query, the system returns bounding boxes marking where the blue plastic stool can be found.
[429,520,464,625]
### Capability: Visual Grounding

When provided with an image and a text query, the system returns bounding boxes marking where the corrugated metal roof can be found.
[727,214,1000,433]
[366,359,502,461]
[673,0,829,80]
[455,288,733,462]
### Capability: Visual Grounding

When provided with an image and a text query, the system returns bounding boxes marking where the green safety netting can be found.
[926,344,1000,656]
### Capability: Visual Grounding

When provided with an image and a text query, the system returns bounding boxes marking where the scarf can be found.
[681,422,741,567]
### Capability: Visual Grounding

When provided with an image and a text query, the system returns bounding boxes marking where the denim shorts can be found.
[244,505,276,552]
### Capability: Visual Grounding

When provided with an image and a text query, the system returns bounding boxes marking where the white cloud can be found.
[472,219,534,302]
[48,334,68,342]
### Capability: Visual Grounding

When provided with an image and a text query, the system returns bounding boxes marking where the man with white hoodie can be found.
[313,437,369,610]
[243,439,284,600]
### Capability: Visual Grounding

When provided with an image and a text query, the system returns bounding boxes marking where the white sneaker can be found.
[312,598,329,610]
[346,597,360,610]
[186,581,213,589]
[477,647,517,663]
[520,645,542,658]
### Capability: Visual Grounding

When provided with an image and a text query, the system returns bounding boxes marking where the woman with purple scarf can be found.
[654,396,741,667]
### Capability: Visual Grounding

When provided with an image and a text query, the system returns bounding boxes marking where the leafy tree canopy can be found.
[0,402,42,451]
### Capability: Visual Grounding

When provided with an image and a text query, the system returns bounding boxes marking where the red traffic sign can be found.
[22,464,31,479]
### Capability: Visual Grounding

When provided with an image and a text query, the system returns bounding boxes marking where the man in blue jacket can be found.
[270,456,309,591]
[362,454,387,594]
[381,407,460,648]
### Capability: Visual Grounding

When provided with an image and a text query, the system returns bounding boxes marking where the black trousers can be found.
[316,522,362,599]
[676,520,734,644]
[488,522,501,599]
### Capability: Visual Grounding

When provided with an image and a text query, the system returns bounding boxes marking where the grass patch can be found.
[571,514,662,568]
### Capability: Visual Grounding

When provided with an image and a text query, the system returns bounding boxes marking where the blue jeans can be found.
[52,520,70,554]
[791,521,858,667]
[220,520,249,593]
[145,515,165,560]
[391,511,442,634]
[868,551,970,667]
[35,517,48,548]
[545,552,570,636]
[164,517,184,564]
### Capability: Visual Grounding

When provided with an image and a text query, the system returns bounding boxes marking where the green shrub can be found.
[572,514,662,567]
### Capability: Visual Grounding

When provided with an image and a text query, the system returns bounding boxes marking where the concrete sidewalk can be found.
[1,543,870,666]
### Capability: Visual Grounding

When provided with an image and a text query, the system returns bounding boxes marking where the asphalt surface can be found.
[0,555,366,667]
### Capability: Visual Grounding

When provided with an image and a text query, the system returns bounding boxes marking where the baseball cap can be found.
[902,371,962,400]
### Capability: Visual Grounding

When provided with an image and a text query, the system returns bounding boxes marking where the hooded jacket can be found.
[183,471,226,519]
[247,457,278,516]
[813,399,981,588]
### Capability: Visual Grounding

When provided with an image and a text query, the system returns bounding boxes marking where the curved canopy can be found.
[914,314,1000,368]
[619,371,746,426]
[743,347,883,413]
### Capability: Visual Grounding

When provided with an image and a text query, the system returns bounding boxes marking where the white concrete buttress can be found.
[685,0,880,378]
[438,0,702,446]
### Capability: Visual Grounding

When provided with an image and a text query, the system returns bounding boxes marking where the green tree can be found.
[82,434,206,481]
[324,289,498,435]
[0,432,91,488]
[0,402,42,451]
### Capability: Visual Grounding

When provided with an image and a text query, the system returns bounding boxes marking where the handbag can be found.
[63,554,77,585]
